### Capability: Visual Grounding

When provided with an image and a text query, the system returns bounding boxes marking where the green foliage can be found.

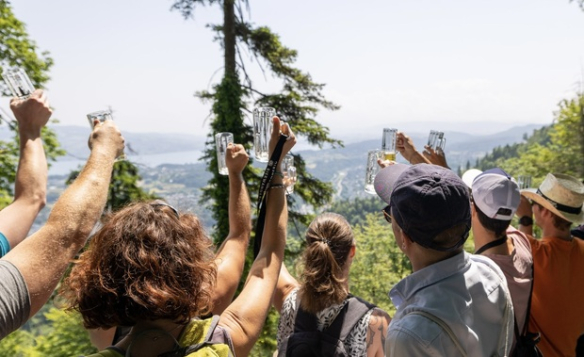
[67,159,158,212]
[0,1,64,209]
[349,214,411,315]
[328,196,384,227]
[0,328,35,357]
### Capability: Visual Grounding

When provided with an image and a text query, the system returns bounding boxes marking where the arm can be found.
[212,143,252,314]
[366,308,391,357]
[218,117,295,357]
[0,90,51,253]
[396,132,430,165]
[422,146,450,169]
[2,119,124,318]
[515,194,534,236]
[273,262,300,313]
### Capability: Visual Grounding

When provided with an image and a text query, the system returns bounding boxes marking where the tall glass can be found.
[282,155,297,195]
[427,130,438,148]
[381,128,397,161]
[517,175,532,190]
[2,67,35,99]
[215,132,234,175]
[436,132,447,151]
[253,107,276,162]
[365,150,381,194]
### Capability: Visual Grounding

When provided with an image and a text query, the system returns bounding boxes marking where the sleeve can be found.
[386,318,455,357]
[0,260,31,340]
[0,232,10,258]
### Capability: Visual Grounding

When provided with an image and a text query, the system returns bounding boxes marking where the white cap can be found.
[471,168,520,220]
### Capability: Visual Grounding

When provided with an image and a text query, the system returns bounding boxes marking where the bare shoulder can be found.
[366,308,391,357]
[368,308,391,329]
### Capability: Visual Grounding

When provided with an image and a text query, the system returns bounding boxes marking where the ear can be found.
[349,245,356,258]
[401,232,414,250]
[470,202,477,217]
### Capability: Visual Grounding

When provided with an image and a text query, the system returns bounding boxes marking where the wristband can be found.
[519,216,533,226]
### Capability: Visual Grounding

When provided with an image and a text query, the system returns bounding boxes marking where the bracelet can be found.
[274,171,284,179]
[269,184,285,190]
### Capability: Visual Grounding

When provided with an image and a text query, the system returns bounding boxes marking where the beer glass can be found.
[282,155,297,195]
[365,150,382,194]
[381,128,397,161]
[427,130,438,148]
[253,107,275,162]
[215,132,234,176]
[2,67,35,99]
[517,175,532,190]
[436,132,447,151]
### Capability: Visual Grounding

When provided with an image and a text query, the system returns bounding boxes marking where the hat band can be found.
[536,189,582,215]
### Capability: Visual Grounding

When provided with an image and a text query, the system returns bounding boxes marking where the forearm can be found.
[408,150,431,165]
[227,171,252,242]
[3,147,115,316]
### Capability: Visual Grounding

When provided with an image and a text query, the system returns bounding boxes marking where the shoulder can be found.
[368,308,391,329]
[387,313,448,355]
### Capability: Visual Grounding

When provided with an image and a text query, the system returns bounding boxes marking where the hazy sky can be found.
[3,0,584,143]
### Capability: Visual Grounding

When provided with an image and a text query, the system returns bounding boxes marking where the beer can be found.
[384,151,396,161]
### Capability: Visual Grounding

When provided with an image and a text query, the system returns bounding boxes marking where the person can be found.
[274,212,391,357]
[470,168,535,353]
[394,131,449,168]
[515,172,584,357]
[87,141,253,350]
[374,163,513,356]
[61,117,295,357]
[0,90,51,257]
[0,116,125,340]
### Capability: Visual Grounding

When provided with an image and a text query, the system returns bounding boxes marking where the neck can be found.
[542,225,573,241]
[409,248,461,272]
[116,319,186,356]
[472,225,512,255]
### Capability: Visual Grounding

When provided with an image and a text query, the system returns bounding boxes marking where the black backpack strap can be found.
[294,305,319,333]
[324,295,377,341]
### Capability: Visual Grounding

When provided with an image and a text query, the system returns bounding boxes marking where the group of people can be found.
[0,91,582,357]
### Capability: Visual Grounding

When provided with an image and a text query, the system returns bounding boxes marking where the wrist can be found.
[519,216,533,226]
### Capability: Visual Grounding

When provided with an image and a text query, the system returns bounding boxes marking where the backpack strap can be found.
[408,310,468,357]
[182,315,230,355]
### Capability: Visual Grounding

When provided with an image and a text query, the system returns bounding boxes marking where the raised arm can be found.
[212,143,252,314]
[0,90,51,255]
[2,119,124,318]
[422,145,450,169]
[396,132,430,165]
[219,117,295,357]
[515,194,534,236]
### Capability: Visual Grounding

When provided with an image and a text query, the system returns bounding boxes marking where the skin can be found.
[2,119,124,320]
[471,203,515,256]
[112,117,295,357]
[89,142,253,350]
[396,132,431,165]
[0,90,51,252]
[274,240,390,357]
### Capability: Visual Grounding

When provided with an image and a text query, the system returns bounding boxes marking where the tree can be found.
[0,0,65,208]
[170,0,341,242]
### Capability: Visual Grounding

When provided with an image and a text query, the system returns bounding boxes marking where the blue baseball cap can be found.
[374,163,471,251]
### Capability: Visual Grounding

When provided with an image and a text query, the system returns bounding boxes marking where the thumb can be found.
[271,116,281,139]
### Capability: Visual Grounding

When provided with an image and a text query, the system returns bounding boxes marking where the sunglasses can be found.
[150,201,180,219]
[381,205,392,224]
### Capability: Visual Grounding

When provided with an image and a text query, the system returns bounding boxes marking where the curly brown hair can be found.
[60,201,217,329]
[298,213,354,314]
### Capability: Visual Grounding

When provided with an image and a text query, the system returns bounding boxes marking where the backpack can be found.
[84,316,233,357]
[278,295,376,357]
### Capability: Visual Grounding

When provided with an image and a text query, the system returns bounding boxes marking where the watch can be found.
[519,216,533,226]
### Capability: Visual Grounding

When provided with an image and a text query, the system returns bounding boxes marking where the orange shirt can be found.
[528,235,584,357]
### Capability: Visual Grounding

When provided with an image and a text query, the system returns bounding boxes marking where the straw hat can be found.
[521,173,584,224]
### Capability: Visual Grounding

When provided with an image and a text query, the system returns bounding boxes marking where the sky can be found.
[3,0,584,144]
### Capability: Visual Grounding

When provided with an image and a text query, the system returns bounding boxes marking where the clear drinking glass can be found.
[436,132,447,151]
[215,132,234,176]
[381,128,397,161]
[427,130,438,148]
[282,154,297,195]
[517,175,532,190]
[253,107,276,163]
[87,110,125,160]
[2,67,35,99]
[365,149,382,194]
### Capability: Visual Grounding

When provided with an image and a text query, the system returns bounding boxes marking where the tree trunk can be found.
[223,0,236,76]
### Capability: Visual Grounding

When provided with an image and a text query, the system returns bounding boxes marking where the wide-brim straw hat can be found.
[521,173,584,224]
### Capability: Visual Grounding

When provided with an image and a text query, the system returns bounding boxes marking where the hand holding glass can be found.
[282,155,297,195]
[365,149,382,194]
[87,110,125,160]
[215,132,234,176]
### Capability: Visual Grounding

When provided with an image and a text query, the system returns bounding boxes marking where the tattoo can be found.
[379,322,385,347]
[367,314,379,349]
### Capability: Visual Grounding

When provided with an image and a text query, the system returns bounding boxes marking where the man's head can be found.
[522,173,584,229]
[374,163,471,252]
[471,168,520,237]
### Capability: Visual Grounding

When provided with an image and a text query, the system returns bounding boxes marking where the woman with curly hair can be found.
[61,117,295,357]
[273,213,391,357]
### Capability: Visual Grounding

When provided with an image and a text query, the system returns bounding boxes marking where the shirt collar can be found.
[389,251,470,309]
